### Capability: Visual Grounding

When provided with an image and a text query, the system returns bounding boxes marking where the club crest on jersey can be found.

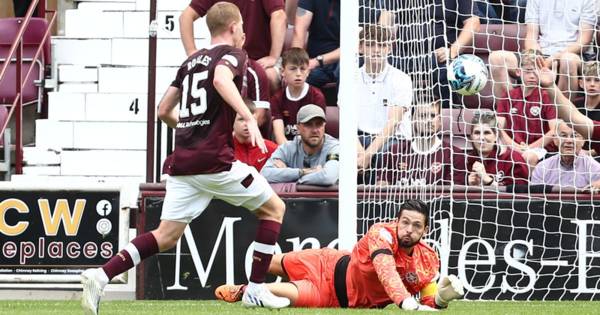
[405,272,419,285]
[431,162,442,174]
[222,54,238,67]
[510,107,518,114]
[495,170,505,183]
[530,106,541,116]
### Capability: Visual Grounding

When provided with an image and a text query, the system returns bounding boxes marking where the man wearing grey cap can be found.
[261,104,339,185]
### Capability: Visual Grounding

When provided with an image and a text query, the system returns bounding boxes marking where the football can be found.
[447,54,489,96]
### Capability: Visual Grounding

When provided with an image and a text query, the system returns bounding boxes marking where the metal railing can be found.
[0,0,55,175]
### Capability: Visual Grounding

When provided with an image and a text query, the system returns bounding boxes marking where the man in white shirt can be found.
[489,0,597,98]
[356,24,413,181]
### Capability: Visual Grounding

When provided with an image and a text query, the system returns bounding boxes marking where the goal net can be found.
[340,0,600,300]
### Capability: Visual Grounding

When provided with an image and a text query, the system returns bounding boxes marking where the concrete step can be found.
[49,91,169,122]
[77,1,137,11]
[64,9,208,39]
[35,119,147,150]
[60,149,146,176]
[52,38,112,65]
[52,37,205,67]
[98,65,177,93]
[23,147,61,165]
[58,65,99,83]
[58,83,98,93]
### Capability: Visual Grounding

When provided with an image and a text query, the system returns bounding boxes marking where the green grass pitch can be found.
[0,300,599,315]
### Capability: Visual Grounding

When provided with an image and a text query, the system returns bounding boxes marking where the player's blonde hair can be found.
[206,2,241,37]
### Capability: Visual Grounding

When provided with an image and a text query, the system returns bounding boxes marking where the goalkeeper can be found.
[216,200,463,310]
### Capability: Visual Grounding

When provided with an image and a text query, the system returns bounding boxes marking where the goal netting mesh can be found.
[351,0,600,300]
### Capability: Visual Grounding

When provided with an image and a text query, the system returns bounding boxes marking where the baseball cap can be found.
[297,104,326,124]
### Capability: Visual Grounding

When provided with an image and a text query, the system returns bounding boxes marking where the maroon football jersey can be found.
[464,147,529,185]
[189,0,284,60]
[376,139,464,186]
[270,84,326,140]
[497,86,558,152]
[164,44,247,175]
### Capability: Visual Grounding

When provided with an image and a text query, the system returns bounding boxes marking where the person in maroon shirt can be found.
[80,4,290,313]
[496,50,559,167]
[180,0,286,90]
[271,47,326,144]
[465,111,529,187]
[234,100,278,171]
[376,98,465,187]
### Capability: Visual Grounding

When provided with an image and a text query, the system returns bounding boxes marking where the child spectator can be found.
[271,48,326,145]
[234,100,278,171]
[496,49,559,167]
[465,111,529,186]
[576,61,600,121]
[489,0,596,98]
[356,25,412,174]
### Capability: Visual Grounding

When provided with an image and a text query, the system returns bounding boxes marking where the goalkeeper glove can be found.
[435,274,464,308]
[400,297,438,311]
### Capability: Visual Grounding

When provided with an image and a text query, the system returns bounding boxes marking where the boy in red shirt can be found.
[496,49,559,167]
[271,48,326,145]
[234,100,278,171]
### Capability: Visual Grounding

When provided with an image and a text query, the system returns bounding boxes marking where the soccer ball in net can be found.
[447,54,488,96]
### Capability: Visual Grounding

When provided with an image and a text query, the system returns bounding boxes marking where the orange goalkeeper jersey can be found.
[346,222,440,308]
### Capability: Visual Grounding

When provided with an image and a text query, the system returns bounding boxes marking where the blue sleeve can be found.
[298,0,314,12]
[260,145,302,183]
[297,144,339,186]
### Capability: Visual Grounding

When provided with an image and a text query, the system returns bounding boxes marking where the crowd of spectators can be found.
[177,0,600,192]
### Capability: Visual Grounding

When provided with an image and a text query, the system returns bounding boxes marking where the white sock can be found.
[96,268,109,288]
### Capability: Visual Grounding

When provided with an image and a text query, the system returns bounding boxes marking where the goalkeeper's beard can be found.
[399,235,420,248]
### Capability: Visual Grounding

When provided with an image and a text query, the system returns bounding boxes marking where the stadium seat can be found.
[322,82,338,107]
[0,17,50,107]
[464,23,527,55]
[454,24,527,109]
[325,105,338,138]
